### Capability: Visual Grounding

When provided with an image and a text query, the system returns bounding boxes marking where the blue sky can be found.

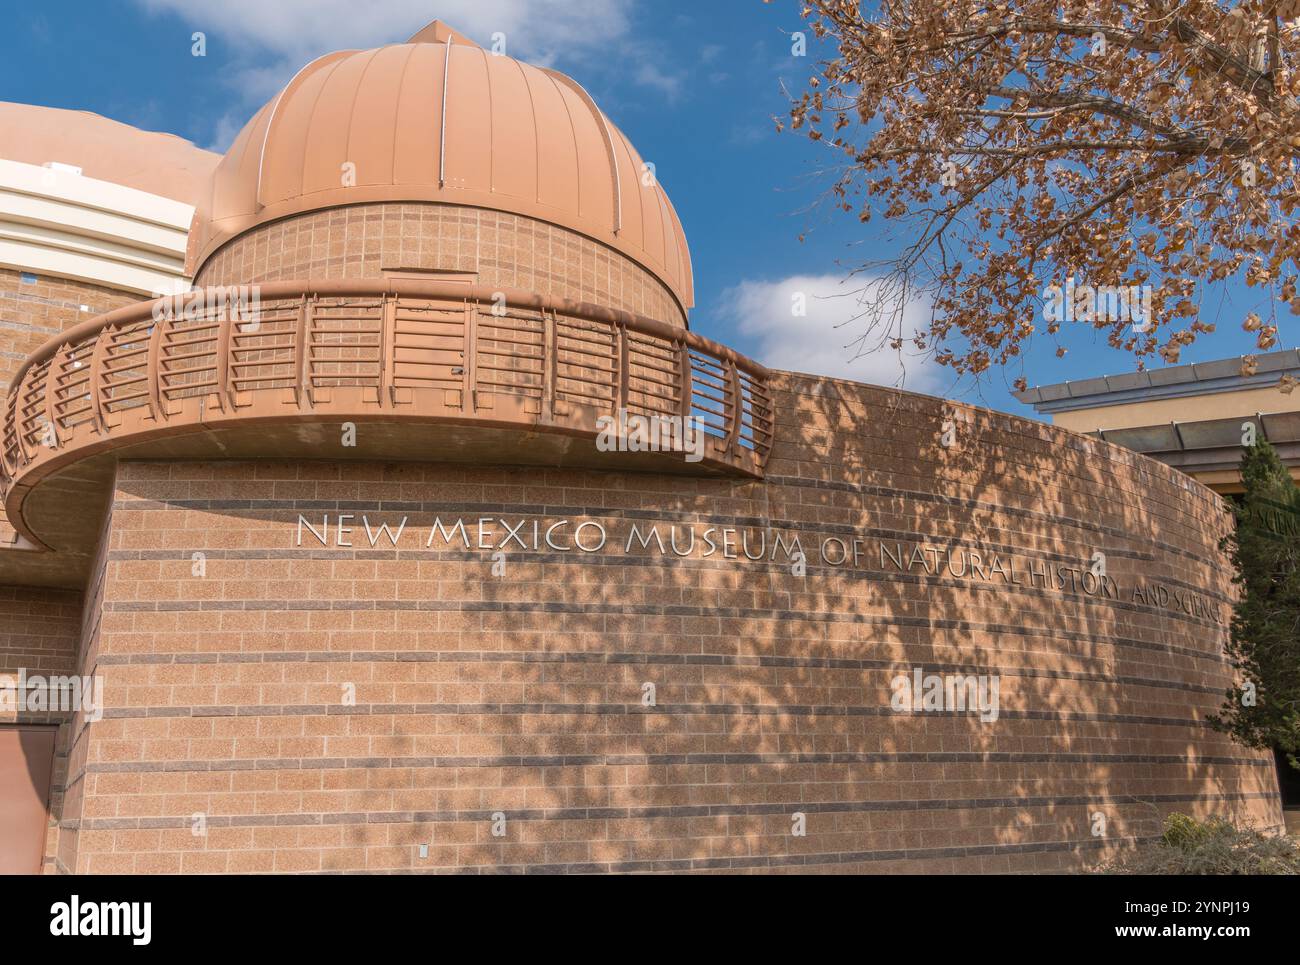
[3,0,1279,418]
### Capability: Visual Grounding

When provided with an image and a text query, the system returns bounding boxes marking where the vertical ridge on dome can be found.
[647,158,677,290]
[300,49,375,198]
[610,123,642,254]
[388,43,418,186]
[530,67,580,216]
[438,36,452,187]
[256,50,354,209]
[444,43,491,195]
[482,45,496,196]
[516,56,542,207]
[487,47,536,203]
[337,47,384,191]
[342,45,401,191]
[544,69,622,237]
[616,123,661,273]
[673,199,693,306]
[552,75,613,234]
[393,43,440,186]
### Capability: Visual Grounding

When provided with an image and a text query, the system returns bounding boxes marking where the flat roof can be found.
[0,101,218,205]
[1017,349,1300,414]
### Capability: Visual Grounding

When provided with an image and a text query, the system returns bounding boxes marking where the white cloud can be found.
[719,274,944,393]
[138,0,633,71]
[632,61,685,100]
[135,0,680,146]
[203,109,247,153]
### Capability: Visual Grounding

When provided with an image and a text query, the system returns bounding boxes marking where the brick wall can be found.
[0,583,82,873]
[0,268,140,544]
[0,268,139,395]
[0,585,81,677]
[194,203,688,328]
[50,508,112,874]
[52,371,1282,873]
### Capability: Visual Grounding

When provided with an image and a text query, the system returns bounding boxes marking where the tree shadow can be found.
[54,369,1282,873]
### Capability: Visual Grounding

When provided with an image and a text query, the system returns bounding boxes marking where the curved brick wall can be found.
[194,203,688,328]
[50,372,1280,873]
[0,269,140,547]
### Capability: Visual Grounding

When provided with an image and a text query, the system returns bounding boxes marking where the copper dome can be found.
[188,21,694,311]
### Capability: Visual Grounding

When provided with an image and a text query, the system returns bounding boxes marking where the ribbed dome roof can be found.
[188,21,693,310]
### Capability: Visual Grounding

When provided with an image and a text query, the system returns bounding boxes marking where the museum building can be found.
[0,21,1283,874]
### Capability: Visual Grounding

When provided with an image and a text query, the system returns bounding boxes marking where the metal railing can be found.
[1,280,773,510]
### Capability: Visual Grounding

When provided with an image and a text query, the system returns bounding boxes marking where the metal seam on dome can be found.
[646,160,671,286]
[257,51,351,210]
[293,56,354,208]
[543,69,621,236]
[674,204,694,310]
[515,57,540,206]
[611,125,644,252]
[541,69,583,220]
[339,47,384,191]
[439,37,452,188]
[484,45,494,195]
[390,44,417,186]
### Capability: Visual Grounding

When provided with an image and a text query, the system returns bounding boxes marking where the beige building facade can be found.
[1018,352,1300,494]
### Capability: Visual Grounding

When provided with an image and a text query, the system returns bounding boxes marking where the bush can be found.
[1098,813,1300,875]
[1160,812,1232,850]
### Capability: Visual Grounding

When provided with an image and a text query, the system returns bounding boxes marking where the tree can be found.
[780,0,1300,389]
[1209,438,1300,766]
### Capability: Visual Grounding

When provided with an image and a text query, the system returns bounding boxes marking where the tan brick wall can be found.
[48,371,1281,873]
[0,585,81,677]
[0,269,140,543]
[194,203,688,328]
[52,507,113,875]
[0,269,139,395]
[0,584,82,873]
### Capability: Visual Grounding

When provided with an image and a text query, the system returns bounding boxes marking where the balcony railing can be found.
[1,280,773,544]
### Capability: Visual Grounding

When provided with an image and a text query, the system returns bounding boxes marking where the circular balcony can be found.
[0,280,772,582]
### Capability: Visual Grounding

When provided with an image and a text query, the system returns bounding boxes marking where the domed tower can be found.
[190,21,693,327]
[1,21,772,569]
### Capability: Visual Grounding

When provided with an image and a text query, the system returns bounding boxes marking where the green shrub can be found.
[1160,812,1233,849]
[1098,813,1300,875]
